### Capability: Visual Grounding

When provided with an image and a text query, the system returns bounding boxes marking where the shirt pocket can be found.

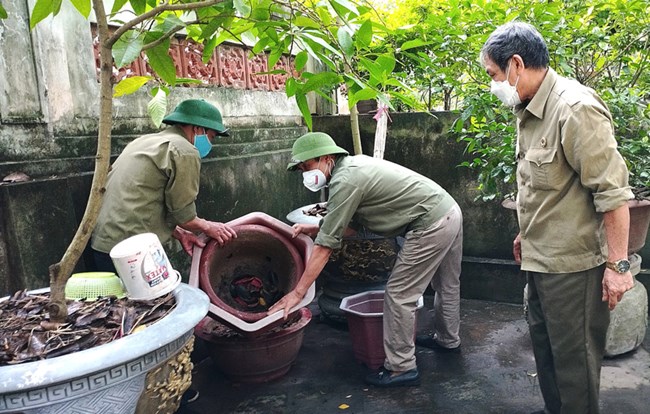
[523,148,561,190]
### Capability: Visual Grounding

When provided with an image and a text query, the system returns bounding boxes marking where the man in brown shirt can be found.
[481,22,634,414]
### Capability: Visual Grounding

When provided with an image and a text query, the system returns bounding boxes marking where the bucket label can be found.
[141,245,170,287]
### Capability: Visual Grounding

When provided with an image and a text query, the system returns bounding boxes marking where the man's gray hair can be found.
[481,21,549,72]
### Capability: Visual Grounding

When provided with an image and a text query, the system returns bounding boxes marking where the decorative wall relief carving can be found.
[218,44,248,89]
[91,26,293,91]
[269,56,290,91]
[248,53,270,91]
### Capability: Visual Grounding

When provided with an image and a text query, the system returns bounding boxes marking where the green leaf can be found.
[376,54,396,76]
[111,0,129,14]
[30,0,62,29]
[293,16,321,29]
[358,57,384,82]
[268,48,283,71]
[0,4,7,19]
[400,39,434,52]
[356,20,373,49]
[330,0,359,18]
[294,38,321,66]
[113,76,152,97]
[130,0,146,15]
[147,88,168,128]
[294,51,309,72]
[113,31,144,68]
[316,7,332,26]
[69,0,91,18]
[251,4,271,20]
[337,27,354,57]
[285,77,298,97]
[234,0,251,17]
[262,25,280,44]
[295,93,312,131]
[252,37,271,54]
[202,36,218,64]
[145,41,177,85]
[349,89,376,107]
[301,32,342,57]
[303,72,341,93]
[175,78,203,85]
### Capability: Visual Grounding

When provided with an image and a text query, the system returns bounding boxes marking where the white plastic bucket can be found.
[109,233,181,300]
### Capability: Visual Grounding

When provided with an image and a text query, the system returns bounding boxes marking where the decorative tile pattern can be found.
[181,40,220,85]
[0,332,192,413]
[248,53,270,91]
[218,44,248,89]
[90,25,294,91]
[269,55,291,91]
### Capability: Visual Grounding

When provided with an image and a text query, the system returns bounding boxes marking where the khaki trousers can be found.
[383,204,463,372]
[526,267,609,414]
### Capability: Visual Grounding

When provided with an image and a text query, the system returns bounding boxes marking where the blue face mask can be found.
[193,133,212,158]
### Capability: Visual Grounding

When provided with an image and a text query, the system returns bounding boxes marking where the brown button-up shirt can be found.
[91,126,200,253]
[514,68,633,273]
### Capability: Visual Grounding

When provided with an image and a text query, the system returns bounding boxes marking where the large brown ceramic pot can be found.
[198,223,305,323]
[194,307,312,383]
[628,199,650,255]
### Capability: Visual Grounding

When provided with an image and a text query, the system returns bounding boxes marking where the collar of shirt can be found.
[515,68,558,122]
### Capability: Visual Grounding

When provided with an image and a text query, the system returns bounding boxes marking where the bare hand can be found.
[205,222,238,246]
[173,227,205,256]
[292,223,319,239]
[513,233,522,264]
[602,269,634,310]
[268,290,304,320]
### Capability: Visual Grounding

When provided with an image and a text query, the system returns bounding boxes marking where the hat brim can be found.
[287,146,349,171]
[162,113,228,136]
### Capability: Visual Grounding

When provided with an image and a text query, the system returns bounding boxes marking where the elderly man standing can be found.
[481,22,634,414]
[269,132,463,387]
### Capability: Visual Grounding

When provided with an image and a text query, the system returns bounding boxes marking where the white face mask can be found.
[302,159,330,192]
[490,61,521,107]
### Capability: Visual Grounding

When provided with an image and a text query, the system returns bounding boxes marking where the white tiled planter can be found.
[0,284,208,414]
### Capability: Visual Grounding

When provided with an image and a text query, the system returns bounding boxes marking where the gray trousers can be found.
[526,266,609,414]
[383,204,463,372]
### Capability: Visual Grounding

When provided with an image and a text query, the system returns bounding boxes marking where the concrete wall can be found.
[2,110,649,303]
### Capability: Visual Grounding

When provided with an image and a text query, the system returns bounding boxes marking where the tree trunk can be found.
[350,103,362,155]
[48,0,114,322]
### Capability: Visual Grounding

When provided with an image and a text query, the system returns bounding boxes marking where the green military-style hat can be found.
[162,99,229,136]
[287,132,349,170]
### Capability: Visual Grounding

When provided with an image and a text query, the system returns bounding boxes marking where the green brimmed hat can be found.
[162,99,229,136]
[287,132,349,170]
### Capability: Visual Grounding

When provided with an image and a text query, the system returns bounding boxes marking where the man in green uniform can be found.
[481,22,634,414]
[90,99,237,407]
[269,132,463,387]
[90,99,237,273]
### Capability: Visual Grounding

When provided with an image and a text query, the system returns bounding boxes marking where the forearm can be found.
[294,245,333,297]
[603,203,630,261]
[178,216,206,234]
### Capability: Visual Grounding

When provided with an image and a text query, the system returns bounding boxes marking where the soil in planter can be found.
[199,311,303,339]
[633,186,650,200]
[0,290,175,365]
